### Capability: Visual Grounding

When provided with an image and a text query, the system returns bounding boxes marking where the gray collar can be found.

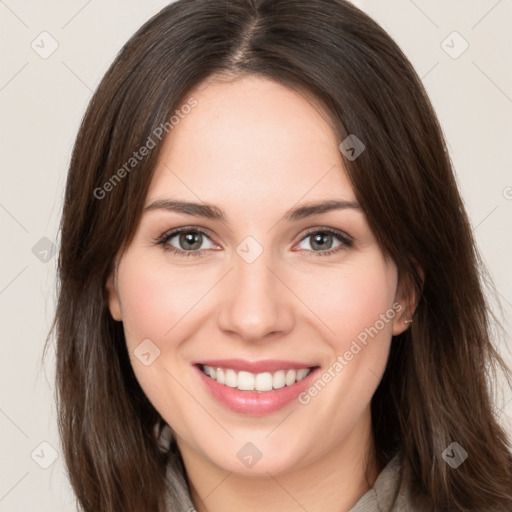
[349,453,405,512]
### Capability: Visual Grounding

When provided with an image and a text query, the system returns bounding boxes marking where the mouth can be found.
[198,364,314,392]
[193,359,321,415]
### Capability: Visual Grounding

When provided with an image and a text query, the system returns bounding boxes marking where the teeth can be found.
[273,370,286,389]
[201,365,312,392]
[238,371,254,391]
[296,368,310,381]
[285,369,296,386]
[225,369,237,388]
[255,372,273,391]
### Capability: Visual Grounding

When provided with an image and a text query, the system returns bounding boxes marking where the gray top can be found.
[349,452,431,512]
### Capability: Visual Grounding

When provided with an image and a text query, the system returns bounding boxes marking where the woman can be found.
[48,0,512,510]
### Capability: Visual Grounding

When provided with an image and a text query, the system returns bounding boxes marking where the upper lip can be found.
[194,359,318,374]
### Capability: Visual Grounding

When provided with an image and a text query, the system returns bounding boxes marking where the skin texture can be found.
[106,75,417,512]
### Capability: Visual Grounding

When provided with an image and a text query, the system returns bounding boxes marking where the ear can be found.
[105,270,122,321]
[392,261,424,335]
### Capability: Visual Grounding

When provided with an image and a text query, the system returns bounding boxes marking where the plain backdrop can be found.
[0,1,511,510]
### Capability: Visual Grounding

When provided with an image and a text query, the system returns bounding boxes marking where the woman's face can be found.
[107,75,412,476]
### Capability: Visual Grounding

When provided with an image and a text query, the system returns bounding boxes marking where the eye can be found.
[155,226,353,259]
[155,227,218,258]
[295,228,353,257]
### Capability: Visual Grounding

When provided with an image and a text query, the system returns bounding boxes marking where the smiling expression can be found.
[106,74,412,476]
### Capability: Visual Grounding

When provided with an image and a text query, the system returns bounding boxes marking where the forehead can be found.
[147,75,356,209]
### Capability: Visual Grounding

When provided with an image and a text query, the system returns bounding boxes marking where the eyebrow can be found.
[143,198,361,223]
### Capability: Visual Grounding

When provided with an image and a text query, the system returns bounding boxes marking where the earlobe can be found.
[392,262,424,335]
[392,296,416,336]
[392,303,412,336]
[105,271,122,321]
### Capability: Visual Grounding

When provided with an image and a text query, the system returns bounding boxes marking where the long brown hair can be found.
[46,0,512,510]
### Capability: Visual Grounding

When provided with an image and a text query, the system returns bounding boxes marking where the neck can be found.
[179,412,382,512]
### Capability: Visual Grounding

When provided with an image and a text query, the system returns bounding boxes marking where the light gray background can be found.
[1,1,511,510]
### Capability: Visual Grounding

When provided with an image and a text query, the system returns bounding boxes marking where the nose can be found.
[216,248,295,344]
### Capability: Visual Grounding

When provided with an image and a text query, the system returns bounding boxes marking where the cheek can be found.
[115,253,206,426]
[303,254,397,416]
[116,252,211,347]
[115,250,226,414]
[300,253,398,351]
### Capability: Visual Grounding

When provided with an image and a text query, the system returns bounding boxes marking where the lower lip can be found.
[194,365,320,416]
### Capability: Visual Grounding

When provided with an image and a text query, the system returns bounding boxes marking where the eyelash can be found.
[154,226,353,259]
